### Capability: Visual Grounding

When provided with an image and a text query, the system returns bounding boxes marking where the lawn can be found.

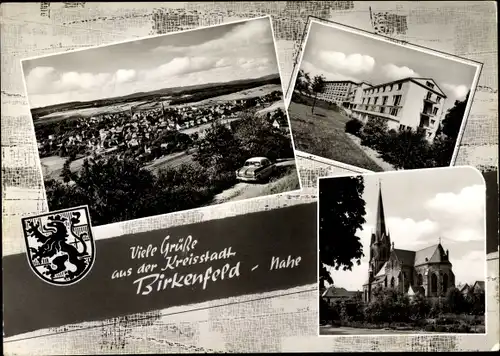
[287,101,383,172]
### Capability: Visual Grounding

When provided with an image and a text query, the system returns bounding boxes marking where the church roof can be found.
[393,249,416,266]
[414,244,445,266]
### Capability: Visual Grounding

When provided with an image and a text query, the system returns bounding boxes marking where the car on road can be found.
[236,157,275,183]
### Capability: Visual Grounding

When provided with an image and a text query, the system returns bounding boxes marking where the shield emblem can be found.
[22,206,95,286]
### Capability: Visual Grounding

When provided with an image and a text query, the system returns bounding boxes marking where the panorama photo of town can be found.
[22,17,299,226]
[288,19,481,172]
[318,168,486,335]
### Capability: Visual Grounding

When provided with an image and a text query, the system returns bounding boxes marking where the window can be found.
[382,86,386,92]
[367,98,371,104]
[433,107,438,115]
[443,274,449,293]
[417,274,423,286]
[426,81,435,89]
[389,84,393,92]
[426,92,433,100]
[390,108,400,116]
[399,124,405,131]
[431,273,438,293]
[362,98,365,104]
[397,83,403,90]
[374,97,379,105]
[393,95,402,106]
[436,96,441,103]
[382,96,388,105]
[431,119,436,124]
[390,277,395,288]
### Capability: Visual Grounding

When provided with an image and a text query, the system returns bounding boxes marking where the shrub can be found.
[424,324,435,332]
[360,117,388,149]
[345,119,364,136]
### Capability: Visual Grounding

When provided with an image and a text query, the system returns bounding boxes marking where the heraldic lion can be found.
[26,211,90,280]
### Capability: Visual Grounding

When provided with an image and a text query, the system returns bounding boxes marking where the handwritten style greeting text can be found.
[110,234,302,296]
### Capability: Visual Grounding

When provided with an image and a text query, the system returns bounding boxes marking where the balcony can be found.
[420,110,435,117]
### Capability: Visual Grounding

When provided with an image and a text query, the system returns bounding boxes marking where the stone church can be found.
[362,183,455,303]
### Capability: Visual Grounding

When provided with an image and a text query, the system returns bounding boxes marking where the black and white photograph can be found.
[21,16,300,227]
[287,18,482,172]
[318,167,486,335]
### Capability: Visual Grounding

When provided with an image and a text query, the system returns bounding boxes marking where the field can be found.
[34,84,282,125]
[287,101,383,172]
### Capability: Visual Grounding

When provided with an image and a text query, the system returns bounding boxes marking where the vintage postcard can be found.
[287,18,482,172]
[20,16,300,227]
[317,166,487,335]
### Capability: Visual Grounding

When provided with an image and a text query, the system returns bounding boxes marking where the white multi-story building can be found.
[317,80,360,107]
[350,77,447,142]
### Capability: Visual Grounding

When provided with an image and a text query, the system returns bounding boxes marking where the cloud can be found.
[382,63,420,80]
[114,69,136,84]
[317,51,375,75]
[386,217,439,246]
[55,71,112,92]
[443,83,469,100]
[450,249,486,285]
[426,184,485,217]
[141,57,219,81]
[25,66,56,94]
[300,60,361,82]
[426,184,486,243]
[152,18,273,57]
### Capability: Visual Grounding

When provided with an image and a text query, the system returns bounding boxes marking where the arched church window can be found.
[443,273,449,293]
[417,274,423,286]
[431,273,438,293]
[390,277,395,288]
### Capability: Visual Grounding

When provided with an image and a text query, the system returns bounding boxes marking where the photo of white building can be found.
[350,77,446,142]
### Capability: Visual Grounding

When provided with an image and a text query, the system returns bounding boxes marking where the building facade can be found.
[350,77,447,142]
[317,80,360,107]
[362,183,455,303]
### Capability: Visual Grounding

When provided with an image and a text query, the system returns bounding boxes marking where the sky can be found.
[22,17,279,108]
[299,20,480,113]
[320,167,486,291]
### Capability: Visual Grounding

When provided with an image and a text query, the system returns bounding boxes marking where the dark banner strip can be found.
[484,170,499,255]
[3,202,318,337]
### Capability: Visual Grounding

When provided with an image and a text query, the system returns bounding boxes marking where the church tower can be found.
[368,182,392,294]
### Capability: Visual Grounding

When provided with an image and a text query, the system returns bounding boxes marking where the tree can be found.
[440,91,470,139]
[193,121,244,174]
[295,69,311,95]
[445,287,467,314]
[360,117,388,149]
[311,74,326,114]
[233,113,294,161]
[318,176,366,289]
[382,129,432,169]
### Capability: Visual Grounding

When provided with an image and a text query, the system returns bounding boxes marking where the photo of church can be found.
[363,183,455,303]
[318,167,486,335]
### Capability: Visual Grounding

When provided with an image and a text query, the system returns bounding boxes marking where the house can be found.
[350,77,447,142]
[322,286,360,306]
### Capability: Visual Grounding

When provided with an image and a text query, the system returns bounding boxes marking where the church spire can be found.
[375,181,387,240]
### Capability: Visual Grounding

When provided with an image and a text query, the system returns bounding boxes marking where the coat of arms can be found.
[22,206,95,285]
